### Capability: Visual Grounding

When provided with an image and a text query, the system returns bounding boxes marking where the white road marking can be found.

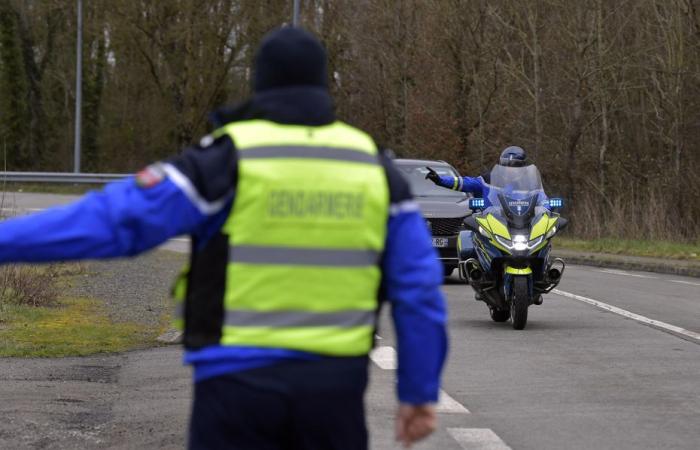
[597,268,657,279]
[369,345,469,413]
[553,289,700,342]
[448,428,512,450]
[670,279,700,287]
[369,345,397,370]
[436,390,470,413]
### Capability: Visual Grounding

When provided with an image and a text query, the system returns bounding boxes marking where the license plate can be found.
[432,237,449,248]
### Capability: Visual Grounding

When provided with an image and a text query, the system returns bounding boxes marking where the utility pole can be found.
[293,0,300,26]
[73,0,82,173]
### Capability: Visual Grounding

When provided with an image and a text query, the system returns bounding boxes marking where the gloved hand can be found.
[425,167,440,185]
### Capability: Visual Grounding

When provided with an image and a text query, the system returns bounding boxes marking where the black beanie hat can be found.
[254,27,328,92]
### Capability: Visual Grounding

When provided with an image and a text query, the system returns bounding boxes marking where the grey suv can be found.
[395,159,470,276]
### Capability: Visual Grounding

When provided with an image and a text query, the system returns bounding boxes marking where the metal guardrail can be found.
[0,172,129,184]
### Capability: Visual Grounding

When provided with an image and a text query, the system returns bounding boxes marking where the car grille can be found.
[426,217,465,236]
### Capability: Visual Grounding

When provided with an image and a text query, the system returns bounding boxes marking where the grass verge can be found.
[0,298,155,357]
[557,238,700,261]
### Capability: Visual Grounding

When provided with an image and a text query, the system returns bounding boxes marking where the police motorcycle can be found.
[457,164,567,330]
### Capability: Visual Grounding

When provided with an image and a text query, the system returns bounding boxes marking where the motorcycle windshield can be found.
[486,165,544,217]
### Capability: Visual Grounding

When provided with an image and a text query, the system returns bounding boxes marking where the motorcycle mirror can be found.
[557,217,569,232]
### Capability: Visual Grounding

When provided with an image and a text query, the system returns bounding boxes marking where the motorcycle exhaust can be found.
[469,268,483,281]
[547,267,562,282]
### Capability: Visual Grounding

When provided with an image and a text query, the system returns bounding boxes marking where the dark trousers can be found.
[188,357,369,450]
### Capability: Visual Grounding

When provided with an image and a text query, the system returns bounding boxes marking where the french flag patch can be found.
[135,164,166,188]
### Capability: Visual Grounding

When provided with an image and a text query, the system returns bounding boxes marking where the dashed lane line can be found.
[436,391,470,414]
[553,289,700,343]
[597,268,657,279]
[670,279,700,287]
[369,345,397,370]
[592,267,700,287]
[369,345,470,413]
[447,428,512,450]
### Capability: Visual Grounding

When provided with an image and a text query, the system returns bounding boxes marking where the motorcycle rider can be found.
[424,146,549,207]
[425,146,549,305]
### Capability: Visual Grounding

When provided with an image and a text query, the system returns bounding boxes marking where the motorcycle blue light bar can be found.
[469,198,486,210]
[549,198,564,208]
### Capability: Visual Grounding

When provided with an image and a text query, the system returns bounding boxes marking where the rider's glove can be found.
[425,167,441,185]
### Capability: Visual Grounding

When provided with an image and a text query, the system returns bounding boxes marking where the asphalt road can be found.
[1,192,698,449]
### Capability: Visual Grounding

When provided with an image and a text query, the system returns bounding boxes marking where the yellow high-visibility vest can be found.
[175,119,389,356]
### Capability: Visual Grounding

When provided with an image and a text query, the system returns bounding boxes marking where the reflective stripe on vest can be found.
[229,246,380,266]
[216,120,389,356]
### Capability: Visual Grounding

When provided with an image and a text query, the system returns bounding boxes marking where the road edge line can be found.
[552,289,700,343]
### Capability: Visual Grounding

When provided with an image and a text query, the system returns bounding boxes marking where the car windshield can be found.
[486,164,545,214]
[396,163,466,198]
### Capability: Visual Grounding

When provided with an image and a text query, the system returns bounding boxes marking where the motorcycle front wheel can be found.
[510,276,529,330]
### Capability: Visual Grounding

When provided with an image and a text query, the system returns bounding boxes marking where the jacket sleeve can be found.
[437,175,484,196]
[380,154,448,404]
[0,136,236,264]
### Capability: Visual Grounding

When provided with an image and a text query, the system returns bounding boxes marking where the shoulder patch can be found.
[135,164,166,188]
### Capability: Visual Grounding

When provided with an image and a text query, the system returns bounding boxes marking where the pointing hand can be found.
[425,167,440,185]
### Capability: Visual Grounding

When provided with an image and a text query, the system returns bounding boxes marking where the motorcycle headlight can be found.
[494,234,513,249]
[545,226,557,239]
[511,234,528,251]
[528,235,544,249]
[497,234,544,252]
[478,226,490,238]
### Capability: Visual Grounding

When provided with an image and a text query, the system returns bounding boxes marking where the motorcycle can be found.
[457,164,568,330]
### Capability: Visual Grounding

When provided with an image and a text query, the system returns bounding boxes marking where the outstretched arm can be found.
[0,136,236,264]
[425,167,484,196]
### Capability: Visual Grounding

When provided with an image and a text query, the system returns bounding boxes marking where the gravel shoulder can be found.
[0,250,189,449]
[68,250,186,329]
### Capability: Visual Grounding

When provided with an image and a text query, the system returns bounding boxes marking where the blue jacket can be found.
[437,173,550,209]
[0,87,447,405]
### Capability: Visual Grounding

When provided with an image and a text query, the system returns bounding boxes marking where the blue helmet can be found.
[499,146,528,167]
